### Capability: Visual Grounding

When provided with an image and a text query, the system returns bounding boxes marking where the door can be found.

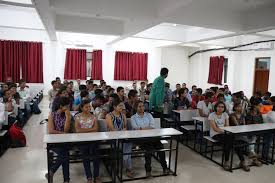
[253,57,270,94]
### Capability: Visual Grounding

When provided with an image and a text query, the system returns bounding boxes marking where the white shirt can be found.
[208,112,229,137]
[265,111,275,123]
[17,87,30,101]
[197,101,212,116]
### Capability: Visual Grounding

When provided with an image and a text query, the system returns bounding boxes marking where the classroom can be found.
[0,0,275,183]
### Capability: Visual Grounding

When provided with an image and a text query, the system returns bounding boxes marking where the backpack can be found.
[32,101,41,114]
[9,124,26,148]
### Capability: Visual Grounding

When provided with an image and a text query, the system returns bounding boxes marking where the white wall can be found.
[188,46,275,98]
[41,38,162,92]
[160,46,189,90]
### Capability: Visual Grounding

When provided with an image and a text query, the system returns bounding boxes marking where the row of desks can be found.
[44,128,183,183]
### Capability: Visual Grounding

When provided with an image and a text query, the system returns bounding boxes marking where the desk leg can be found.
[173,136,179,176]
[120,141,124,183]
[168,138,173,172]
[229,134,234,172]
[46,145,51,183]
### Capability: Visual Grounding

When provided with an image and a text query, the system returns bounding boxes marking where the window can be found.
[256,57,271,69]
[86,52,92,78]
[223,58,228,83]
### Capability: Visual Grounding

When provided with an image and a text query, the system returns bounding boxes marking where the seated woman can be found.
[229,102,250,171]
[131,101,169,177]
[75,100,100,183]
[245,98,263,166]
[209,101,245,171]
[174,88,191,110]
[105,98,134,178]
[46,97,71,183]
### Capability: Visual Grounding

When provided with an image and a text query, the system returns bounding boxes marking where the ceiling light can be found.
[172,24,177,27]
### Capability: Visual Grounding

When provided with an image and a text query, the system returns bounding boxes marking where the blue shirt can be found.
[131,112,155,130]
[73,95,81,106]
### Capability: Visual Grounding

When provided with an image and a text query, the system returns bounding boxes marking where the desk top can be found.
[220,123,275,134]
[192,117,207,121]
[44,128,182,144]
[172,109,197,113]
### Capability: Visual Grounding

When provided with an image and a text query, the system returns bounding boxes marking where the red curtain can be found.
[91,50,103,80]
[0,40,43,83]
[114,51,148,81]
[22,42,43,83]
[208,56,224,85]
[132,53,148,80]
[114,51,133,80]
[64,48,87,80]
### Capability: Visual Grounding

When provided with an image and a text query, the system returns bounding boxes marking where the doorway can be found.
[253,57,270,95]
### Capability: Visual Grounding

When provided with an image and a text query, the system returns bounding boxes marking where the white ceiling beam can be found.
[0,0,34,8]
[31,0,57,41]
[55,14,124,36]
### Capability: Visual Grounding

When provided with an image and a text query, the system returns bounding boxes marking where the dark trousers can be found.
[138,140,167,172]
[213,134,245,162]
[262,133,273,160]
[79,145,100,179]
[50,147,70,182]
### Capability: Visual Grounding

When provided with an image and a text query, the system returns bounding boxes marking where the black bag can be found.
[32,101,41,114]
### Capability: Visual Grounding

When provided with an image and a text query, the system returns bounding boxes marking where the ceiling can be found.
[0,0,275,47]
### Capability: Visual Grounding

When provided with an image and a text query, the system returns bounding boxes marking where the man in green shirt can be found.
[149,68,169,114]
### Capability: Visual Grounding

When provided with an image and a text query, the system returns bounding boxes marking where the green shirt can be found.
[149,76,165,111]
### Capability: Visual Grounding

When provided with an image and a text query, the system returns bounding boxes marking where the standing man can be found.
[149,68,169,117]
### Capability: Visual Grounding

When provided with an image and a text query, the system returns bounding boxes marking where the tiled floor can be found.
[1,97,275,183]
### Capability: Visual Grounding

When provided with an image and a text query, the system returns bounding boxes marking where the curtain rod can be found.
[188,39,275,58]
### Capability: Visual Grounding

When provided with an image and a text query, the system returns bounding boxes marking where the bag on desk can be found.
[9,124,26,148]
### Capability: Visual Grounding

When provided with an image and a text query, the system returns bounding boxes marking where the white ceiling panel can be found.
[0,5,44,29]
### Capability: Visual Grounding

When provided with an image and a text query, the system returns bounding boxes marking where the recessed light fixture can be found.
[173,24,177,27]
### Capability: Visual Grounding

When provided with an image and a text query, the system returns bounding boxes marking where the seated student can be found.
[174,88,191,110]
[125,90,138,118]
[229,102,246,126]
[9,83,20,105]
[86,80,94,99]
[213,93,230,114]
[0,83,9,98]
[52,86,70,112]
[262,96,275,160]
[105,98,133,178]
[106,87,115,97]
[74,100,100,183]
[46,97,71,183]
[191,88,204,108]
[90,95,105,119]
[100,94,119,119]
[265,96,275,123]
[74,84,87,99]
[116,86,126,102]
[209,101,245,170]
[48,80,59,107]
[229,102,250,171]
[250,91,263,104]
[172,84,181,101]
[224,90,232,103]
[189,85,197,96]
[101,81,107,96]
[73,90,89,111]
[139,81,146,102]
[197,92,213,117]
[244,98,263,166]
[182,83,187,89]
[131,101,169,177]
[262,92,272,105]
[17,79,31,102]
[164,83,173,115]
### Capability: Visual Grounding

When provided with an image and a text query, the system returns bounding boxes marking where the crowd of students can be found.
[46,77,168,183]
[0,77,38,129]
[45,72,275,182]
